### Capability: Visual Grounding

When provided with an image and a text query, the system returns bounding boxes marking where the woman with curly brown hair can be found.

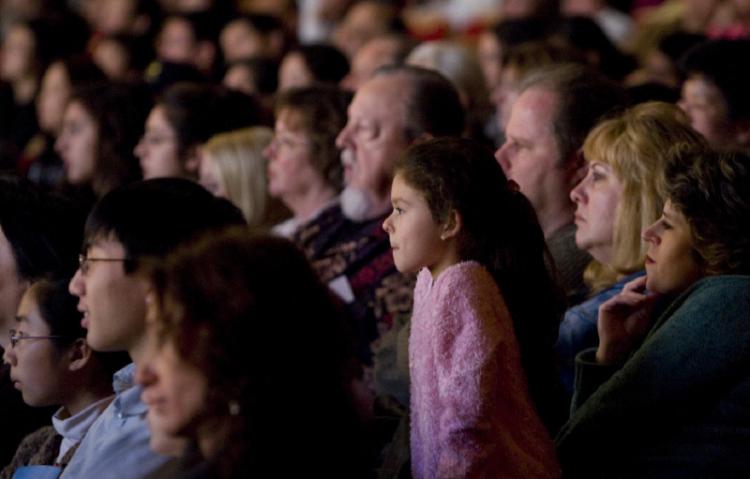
[137,230,367,478]
[557,148,750,478]
[557,101,707,395]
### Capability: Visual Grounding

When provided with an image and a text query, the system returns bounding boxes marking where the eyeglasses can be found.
[9,329,63,349]
[78,254,130,275]
[139,133,176,148]
[268,134,312,151]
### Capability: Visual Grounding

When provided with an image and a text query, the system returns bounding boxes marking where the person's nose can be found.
[570,177,587,204]
[494,143,511,174]
[382,211,394,234]
[336,122,352,150]
[3,345,17,366]
[69,268,85,298]
[642,221,660,245]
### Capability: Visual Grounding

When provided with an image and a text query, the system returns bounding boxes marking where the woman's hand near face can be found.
[596,275,659,364]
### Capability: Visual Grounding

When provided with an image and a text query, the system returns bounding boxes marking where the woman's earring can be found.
[228,400,241,416]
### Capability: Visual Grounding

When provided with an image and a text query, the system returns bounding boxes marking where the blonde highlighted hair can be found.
[582,101,708,290]
[203,127,273,228]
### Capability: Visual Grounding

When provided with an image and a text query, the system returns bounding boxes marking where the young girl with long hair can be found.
[382,137,562,478]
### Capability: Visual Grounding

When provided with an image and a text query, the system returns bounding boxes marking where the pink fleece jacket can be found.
[409,261,560,479]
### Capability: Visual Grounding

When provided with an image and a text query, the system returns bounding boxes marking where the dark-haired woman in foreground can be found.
[557,148,750,477]
[137,230,367,478]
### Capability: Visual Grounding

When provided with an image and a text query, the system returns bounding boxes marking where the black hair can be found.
[30,277,131,377]
[83,178,246,272]
[71,81,153,197]
[0,176,84,281]
[552,16,636,81]
[678,39,750,122]
[491,17,554,48]
[58,55,107,88]
[158,82,266,163]
[226,57,279,96]
[293,44,349,84]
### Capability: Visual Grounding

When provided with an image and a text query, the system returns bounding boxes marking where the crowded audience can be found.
[0,1,748,478]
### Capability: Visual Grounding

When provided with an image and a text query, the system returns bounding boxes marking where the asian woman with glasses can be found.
[1,278,128,478]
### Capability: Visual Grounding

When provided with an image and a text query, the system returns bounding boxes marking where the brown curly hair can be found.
[666,148,750,275]
[148,229,366,477]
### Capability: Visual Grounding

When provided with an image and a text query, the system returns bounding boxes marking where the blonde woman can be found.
[556,101,708,395]
[200,127,281,229]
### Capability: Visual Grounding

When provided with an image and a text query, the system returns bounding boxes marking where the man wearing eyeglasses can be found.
[63,178,244,479]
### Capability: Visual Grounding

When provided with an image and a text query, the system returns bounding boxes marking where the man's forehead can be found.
[351,75,407,119]
[86,233,125,254]
[508,89,557,137]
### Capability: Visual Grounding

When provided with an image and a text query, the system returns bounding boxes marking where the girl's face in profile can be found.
[382,173,458,279]
[141,338,208,439]
[3,288,69,407]
[642,200,704,295]
[56,100,99,186]
[134,105,182,180]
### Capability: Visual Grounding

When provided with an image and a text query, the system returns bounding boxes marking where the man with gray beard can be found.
[292,65,464,408]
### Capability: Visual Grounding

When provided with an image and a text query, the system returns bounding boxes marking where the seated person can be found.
[1,278,128,478]
[678,39,750,149]
[138,230,367,477]
[556,102,707,395]
[557,147,750,477]
[63,179,245,479]
[263,86,349,238]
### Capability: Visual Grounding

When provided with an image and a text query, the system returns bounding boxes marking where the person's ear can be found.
[67,338,93,372]
[184,145,202,175]
[567,148,587,189]
[440,210,462,241]
[733,119,750,148]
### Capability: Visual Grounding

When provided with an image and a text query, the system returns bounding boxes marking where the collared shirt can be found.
[60,363,178,479]
[52,396,112,464]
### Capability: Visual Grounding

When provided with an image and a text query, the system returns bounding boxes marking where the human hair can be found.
[149,230,365,477]
[274,85,351,190]
[666,149,750,276]
[519,63,627,164]
[226,57,279,96]
[83,178,246,273]
[203,127,273,227]
[0,176,84,281]
[291,44,349,84]
[158,82,266,166]
[71,81,152,197]
[406,40,489,139]
[28,277,130,375]
[374,64,465,142]
[394,137,565,430]
[58,55,107,88]
[551,16,636,81]
[678,39,750,122]
[490,17,554,49]
[582,102,708,290]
